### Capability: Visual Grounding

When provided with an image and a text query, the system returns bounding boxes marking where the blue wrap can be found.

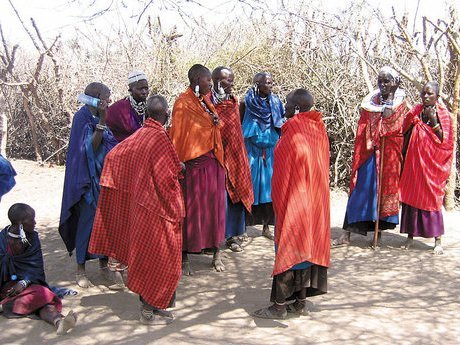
[345,154,398,225]
[59,106,117,258]
[242,89,284,205]
[0,155,16,199]
[0,227,46,287]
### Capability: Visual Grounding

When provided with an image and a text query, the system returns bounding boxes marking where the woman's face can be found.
[22,210,36,233]
[129,79,149,102]
[421,85,437,107]
[258,76,273,97]
[198,72,213,95]
[377,72,396,97]
[218,69,235,94]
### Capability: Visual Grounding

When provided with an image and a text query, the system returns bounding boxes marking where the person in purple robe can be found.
[59,82,117,288]
[106,71,149,142]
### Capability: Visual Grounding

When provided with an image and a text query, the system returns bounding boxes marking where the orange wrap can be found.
[169,88,224,166]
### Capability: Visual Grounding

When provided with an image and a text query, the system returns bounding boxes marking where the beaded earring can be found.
[294,106,300,115]
[194,85,200,97]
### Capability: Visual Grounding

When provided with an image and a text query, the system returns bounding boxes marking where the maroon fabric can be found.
[106,98,142,142]
[400,203,444,238]
[0,283,62,316]
[182,152,226,252]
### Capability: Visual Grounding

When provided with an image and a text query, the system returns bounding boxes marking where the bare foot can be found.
[287,300,309,316]
[76,273,94,288]
[262,225,274,240]
[108,271,126,290]
[56,310,77,335]
[140,309,173,325]
[212,258,225,272]
[404,237,414,250]
[331,232,350,247]
[433,245,444,255]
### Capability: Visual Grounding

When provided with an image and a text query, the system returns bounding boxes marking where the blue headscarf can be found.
[243,88,284,133]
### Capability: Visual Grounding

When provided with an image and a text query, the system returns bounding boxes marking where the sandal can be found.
[226,239,243,252]
[286,302,309,316]
[252,305,287,320]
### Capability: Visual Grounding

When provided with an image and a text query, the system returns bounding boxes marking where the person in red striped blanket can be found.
[400,81,454,255]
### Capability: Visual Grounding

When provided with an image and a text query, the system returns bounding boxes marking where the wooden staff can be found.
[373,137,385,249]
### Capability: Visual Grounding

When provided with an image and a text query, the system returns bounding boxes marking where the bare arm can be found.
[91,100,109,151]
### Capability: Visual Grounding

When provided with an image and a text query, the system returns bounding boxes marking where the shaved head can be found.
[8,203,34,225]
[188,64,211,84]
[212,66,232,83]
[253,72,271,84]
[146,95,169,125]
[424,81,440,96]
[84,82,110,98]
[291,89,314,110]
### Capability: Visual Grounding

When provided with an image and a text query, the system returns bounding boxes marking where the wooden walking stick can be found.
[373,137,385,249]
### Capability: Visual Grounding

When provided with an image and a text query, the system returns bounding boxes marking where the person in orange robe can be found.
[253,89,330,319]
[89,95,185,325]
[169,64,226,274]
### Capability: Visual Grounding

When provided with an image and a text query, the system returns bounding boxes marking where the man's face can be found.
[129,79,149,102]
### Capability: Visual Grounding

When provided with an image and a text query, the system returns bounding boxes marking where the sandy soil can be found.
[0,160,459,345]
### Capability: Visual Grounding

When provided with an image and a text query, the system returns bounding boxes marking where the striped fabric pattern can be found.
[349,100,409,218]
[214,96,254,212]
[400,103,454,211]
[272,111,330,276]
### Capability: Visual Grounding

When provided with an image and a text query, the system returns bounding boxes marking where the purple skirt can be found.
[182,152,226,252]
[400,203,444,238]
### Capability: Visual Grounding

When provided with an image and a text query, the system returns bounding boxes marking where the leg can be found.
[433,236,443,255]
[404,234,414,250]
[182,251,193,276]
[262,222,274,240]
[76,262,93,288]
[331,230,351,246]
[39,304,77,335]
[212,247,225,272]
[105,257,127,290]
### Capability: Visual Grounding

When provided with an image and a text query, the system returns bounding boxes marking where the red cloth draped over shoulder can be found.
[89,118,185,309]
[106,98,140,142]
[272,111,330,276]
[349,100,410,217]
[213,96,254,212]
[400,103,453,211]
[170,88,224,166]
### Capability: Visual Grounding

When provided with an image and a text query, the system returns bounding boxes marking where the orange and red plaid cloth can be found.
[214,96,254,212]
[89,118,185,309]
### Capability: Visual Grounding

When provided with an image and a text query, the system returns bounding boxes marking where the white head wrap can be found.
[379,66,400,81]
[128,71,147,85]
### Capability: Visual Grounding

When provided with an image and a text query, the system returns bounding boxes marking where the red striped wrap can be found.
[272,111,330,276]
[400,103,454,211]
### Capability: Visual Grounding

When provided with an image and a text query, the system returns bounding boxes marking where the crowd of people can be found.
[0,64,454,334]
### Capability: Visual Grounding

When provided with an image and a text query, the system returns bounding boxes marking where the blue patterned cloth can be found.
[242,89,284,205]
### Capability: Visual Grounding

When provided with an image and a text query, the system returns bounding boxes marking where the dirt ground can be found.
[0,160,459,345]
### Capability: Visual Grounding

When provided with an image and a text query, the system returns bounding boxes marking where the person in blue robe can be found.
[240,72,284,240]
[59,82,117,288]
